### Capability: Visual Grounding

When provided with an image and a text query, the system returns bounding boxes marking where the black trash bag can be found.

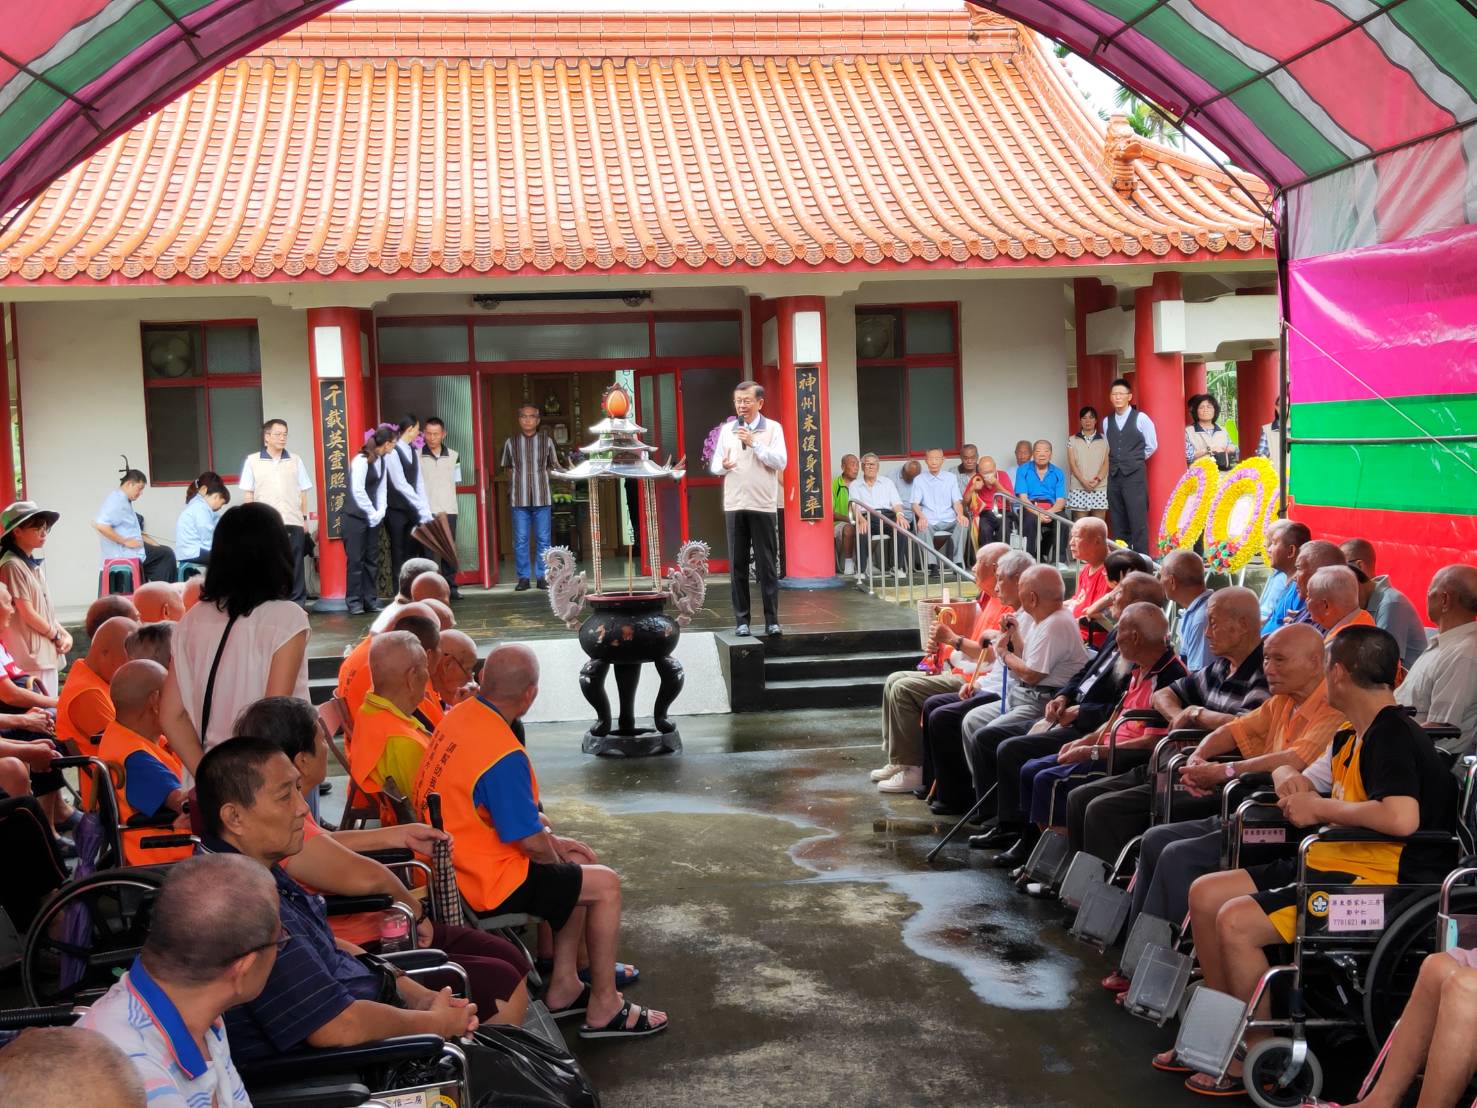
[383,1025,600,1108]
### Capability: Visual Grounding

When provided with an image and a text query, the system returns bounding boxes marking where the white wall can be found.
[17,297,310,615]
[826,277,1070,470]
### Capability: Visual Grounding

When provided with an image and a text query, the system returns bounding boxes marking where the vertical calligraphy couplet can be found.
[319,381,350,540]
[794,368,824,521]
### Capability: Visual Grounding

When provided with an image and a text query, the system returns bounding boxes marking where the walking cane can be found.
[925,783,997,865]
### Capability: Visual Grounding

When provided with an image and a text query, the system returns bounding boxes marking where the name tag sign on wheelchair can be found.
[377,1087,460,1108]
[1241,826,1286,844]
[1316,892,1385,933]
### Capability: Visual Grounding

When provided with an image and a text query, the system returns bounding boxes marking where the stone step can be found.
[764,650,922,682]
[752,674,890,711]
[750,627,919,658]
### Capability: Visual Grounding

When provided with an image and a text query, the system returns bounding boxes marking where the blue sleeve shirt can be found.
[174,496,218,561]
[472,751,543,844]
[1014,463,1066,505]
[122,750,181,818]
[1262,577,1305,636]
[1178,591,1213,671]
[95,488,141,561]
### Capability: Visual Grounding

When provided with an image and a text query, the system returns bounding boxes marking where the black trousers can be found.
[341,513,381,612]
[179,552,209,579]
[726,510,779,627]
[994,726,1085,826]
[1020,509,1057,563]
[385,507,419,588]
[438,513,460,597]
[284,524,308,605]
[1108,470,1150,554]
[856,509,900,573]
[141,542,177,584]
[1066,762,1220,863]
[921,690,998,813]
[0,795,66,932]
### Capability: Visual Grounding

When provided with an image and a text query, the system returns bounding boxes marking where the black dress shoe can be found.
[929,800,966,816]
[971,824,1021,849]
[318,781,332,796]
[990,839,1032,868]
[368,599,388,611]
[910,786,930,800]
[536,578,548,590]
[969,832,1016,850]
[515,579,531,592]
[346,605,365,616]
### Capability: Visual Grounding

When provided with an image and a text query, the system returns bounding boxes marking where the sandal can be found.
[535,959,640,988]
[579,1000,668,1040]
[1185,1073,1246,1098]
[1101,970,1130,993]
[1150,1050,1191,1074]
[546,984,591,1021]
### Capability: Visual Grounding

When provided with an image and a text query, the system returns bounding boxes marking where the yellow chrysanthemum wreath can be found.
[1156,457,1221,555]
[1204,456,1281,573]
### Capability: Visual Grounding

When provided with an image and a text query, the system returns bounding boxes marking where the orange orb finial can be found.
[603,386,630,419]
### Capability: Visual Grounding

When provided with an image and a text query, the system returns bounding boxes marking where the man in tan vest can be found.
[239,418,314,606]
[420,416,461,600]
[708,381,787,637]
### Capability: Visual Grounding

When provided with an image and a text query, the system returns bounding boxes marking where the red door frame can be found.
[374,309,743,585]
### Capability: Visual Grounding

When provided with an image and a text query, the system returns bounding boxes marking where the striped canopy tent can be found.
[970,0,1477,602]
[0,0,340,221]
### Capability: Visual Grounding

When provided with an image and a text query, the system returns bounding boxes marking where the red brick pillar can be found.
[1134,273,1184,539]
[306,308,374,610]
[1236,346,1279,463]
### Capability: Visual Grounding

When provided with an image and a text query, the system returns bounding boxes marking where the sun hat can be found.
[0,501,61,538]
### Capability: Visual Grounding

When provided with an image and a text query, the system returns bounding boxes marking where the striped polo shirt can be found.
[1167,642,1271,717]
[500,430,558,508]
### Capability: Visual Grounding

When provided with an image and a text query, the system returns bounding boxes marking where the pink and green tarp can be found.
[0,0,342,221]
[969,0,1477,607]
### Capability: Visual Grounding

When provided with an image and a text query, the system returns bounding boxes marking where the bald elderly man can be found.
[336,600,440,722]
[132,581,184,624]
[84,594,139,639]
[1394,564,1477,755]
[1066,517,1111,646]
[1114,623,1343,972]
[430,629,479,708]
[351,632,435,813]
[57,615,138,763]
[97,660,191,865]
[414,643,670,1041]
[1068,587,1272,864]
[1283,540,1346,628]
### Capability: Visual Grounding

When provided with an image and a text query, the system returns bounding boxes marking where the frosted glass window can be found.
[377,324,469,364]
[379,374,477,482]
[455,491,480,571]
[907,367,958,451]
[654,319,741,358]
[145,388,207,483]
[856,365,906,457]
[903,308,956,355]
[207,387,265,478]
[205,325,261,375]
[474,321,649,362]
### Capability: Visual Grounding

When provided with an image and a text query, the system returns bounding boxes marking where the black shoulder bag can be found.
[198,613,240,743]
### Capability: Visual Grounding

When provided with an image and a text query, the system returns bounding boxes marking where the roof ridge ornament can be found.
[1103,112,1144,196]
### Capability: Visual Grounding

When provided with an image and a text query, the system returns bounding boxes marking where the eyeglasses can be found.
[445,654,475,681]
[228,928,291,963]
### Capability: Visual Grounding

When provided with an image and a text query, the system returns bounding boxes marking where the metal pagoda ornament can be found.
[543,384,709,757]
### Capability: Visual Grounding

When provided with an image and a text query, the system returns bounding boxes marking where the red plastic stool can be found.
[99,557,142,597]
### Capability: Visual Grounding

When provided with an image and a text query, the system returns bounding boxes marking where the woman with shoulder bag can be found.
[1184,393,1234,471]
[160,503,310,772]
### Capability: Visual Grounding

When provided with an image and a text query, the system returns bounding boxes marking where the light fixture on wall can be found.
[472,290,652,310]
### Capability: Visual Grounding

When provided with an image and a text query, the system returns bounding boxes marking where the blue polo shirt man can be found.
[1013,442,1067,560]
[1178,587,1213,670]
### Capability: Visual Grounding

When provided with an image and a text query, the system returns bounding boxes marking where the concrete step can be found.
[755,627,919,658]
[764,650,921,682]
[753,674,890,711]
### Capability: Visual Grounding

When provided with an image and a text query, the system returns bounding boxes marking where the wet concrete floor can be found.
[517,706,1200,1108]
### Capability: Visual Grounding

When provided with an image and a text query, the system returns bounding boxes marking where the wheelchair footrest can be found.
[1123,940,1193,1027]
[1121,912,1176,980]
[1070,880,1130,950]
[1175,985,1248,1078]
[1058,852,1110,911]
[1024,830,1073,888]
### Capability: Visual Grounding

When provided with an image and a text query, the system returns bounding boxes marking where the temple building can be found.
[0,7,1279,610]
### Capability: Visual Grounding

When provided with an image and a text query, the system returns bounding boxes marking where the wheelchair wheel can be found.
[1364,886,1477,1049]
[21,868,165,1007]
[1243,1038,1324,1108]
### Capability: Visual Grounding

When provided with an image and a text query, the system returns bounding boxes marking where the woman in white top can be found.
[1185,393,1234,470]
[160,502,310,772]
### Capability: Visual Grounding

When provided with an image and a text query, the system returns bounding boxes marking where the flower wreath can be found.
[1203,457,1280,573]
[1156,457,1221,555]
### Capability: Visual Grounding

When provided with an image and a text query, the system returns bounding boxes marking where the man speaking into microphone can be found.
[710,381,788,637]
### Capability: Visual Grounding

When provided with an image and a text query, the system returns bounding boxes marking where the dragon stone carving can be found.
[542,546,588,629]
[665,539,710,626]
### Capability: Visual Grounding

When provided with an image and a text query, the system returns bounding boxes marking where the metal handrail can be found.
[851,504,974,603]
[987,488,1077,568]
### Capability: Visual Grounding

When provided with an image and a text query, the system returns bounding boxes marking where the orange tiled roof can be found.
[0,10,1272,285]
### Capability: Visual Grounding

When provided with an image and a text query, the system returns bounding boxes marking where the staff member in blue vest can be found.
[343,427,393,615]
[1104,377,1158,554]
[383,414,433,586]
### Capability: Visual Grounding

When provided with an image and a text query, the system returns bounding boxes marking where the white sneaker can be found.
[843,558,855,574]
[870,763,901,782]
[893,568,907,581]
[877,766,924,793]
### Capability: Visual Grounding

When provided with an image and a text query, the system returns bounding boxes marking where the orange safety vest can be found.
[351,692,431,821]
[97,720,192,866]
[413,697,539,913]
[337,637,374,732]
[56,659,113,808]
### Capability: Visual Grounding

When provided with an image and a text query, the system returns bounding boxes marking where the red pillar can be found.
[768,296,835,583]
[1134,272,1184,538]
[1183,359,1206,401]
[1236,346,1279,463]
[305,307,374,610]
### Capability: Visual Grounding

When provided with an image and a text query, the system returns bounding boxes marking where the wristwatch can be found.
[1224,762,1238,779]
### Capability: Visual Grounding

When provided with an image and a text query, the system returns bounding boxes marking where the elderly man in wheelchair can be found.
[1153,627,1460,1101]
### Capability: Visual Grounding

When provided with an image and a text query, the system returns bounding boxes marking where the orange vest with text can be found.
[97,720,192,866]
[413,698,539,913]
[350,693,430,823]
[336,637,373,731]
